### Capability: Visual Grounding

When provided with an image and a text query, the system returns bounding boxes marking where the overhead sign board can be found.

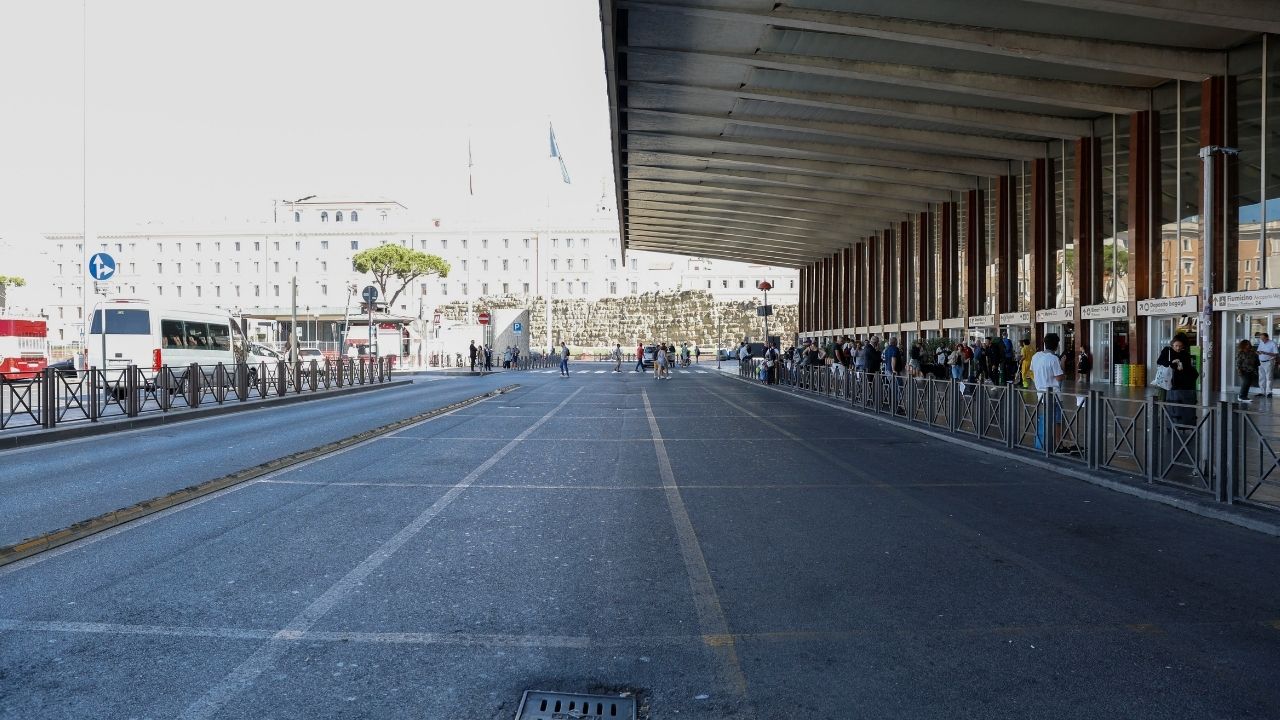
[999,312,1031,325]
[1138,296,1198,316]
[1035,307,1074,323]
[1212,288,1280,311]
[1080,302,1127,320]
[968,315,995,327]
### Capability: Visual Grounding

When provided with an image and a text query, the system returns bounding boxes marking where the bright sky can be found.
[0,0,616,236]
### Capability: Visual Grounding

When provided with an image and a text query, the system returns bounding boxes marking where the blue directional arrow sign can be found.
[88,252,117,281]
[512,321,523,335]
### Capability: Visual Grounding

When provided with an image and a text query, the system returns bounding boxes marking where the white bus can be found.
[87,300,245,380]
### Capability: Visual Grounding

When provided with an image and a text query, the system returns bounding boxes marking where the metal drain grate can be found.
[514,691,637,720]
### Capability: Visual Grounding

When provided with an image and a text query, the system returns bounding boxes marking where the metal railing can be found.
[740,359,1280,513]
[1,357,393,433]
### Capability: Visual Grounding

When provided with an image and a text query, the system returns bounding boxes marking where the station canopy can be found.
[597,0,1272,267]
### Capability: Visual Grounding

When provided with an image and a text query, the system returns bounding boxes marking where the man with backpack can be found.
[559,341,570,377]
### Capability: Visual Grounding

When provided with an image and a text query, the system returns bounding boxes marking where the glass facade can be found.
[956,193,968,316]
[983,180,997,313]
[1018,162,1032,312]
[1230,41,1264,292]
[1054,141,1075,307]
[1098,114,1131,303]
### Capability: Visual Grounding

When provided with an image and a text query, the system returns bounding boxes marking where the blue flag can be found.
[549,123,571,184]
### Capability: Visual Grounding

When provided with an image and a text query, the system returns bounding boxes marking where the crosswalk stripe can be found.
[696,371,708,374]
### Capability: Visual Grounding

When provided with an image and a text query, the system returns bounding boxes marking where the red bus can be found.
[0,317,49,381]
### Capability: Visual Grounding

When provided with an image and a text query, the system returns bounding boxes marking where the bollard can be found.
[335,358,345,388]
[187,363,201,408]
[1005,382,1016,449]
[159,366,172,412]
[359,358,367,385]
[88,368,101,422]
[1218,400,1233,504]
[309,360,318,392]
[235,361,249,401]
[40,367,57,429]
[126,365,140,417]
[1144,395,1157,483]
[214,363,227,404]
[293,360,303,394]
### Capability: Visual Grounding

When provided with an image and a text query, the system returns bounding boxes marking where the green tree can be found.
[351,246,449,310]
[1062,246,1129,274]
[0,275,25,309]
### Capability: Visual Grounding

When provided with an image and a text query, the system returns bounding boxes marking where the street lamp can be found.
[281,194,315,363]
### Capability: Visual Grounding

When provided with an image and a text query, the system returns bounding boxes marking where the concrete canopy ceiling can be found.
[598,0,1268,268]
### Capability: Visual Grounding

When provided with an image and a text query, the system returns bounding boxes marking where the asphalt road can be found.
[1,365,1278,719]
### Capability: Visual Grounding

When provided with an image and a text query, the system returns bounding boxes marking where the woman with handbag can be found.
[1156,333,1197,425]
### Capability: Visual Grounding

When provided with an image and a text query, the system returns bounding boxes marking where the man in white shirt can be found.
[1030,333,1069,453]
[1257,333,1277,397]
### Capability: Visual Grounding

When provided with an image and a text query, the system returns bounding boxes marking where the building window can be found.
[321,261,328,271]
[176,286,182,298]
[790,280,794,289]
[254,285,260,297]
[502,282,509,294]
[273,285,280,297]
[321,240,329,250]
[156,262,163,274]
[582,258,589,271]
[610,282,617,294]
[157,286,164,296]
[336,211,343,222]
[581,282,588,294]
[610,259,617,270]
[254,241,261,251]
[274,241,280,251]
[461,283,468,295]
[630,258,637,270]
[350,211,359,222]
[441,283,448,295]
[294,211,301,222]
[523,238,530,248]
[582,238,589,248]
[441,239,448,249]
[552,282,558,294]
[350,240,358,250]
[707,281,712,289]
[567,283,574,295]
[722,280,728,288]
[273,262,280,272]
[195,286,201,298]
[552,238,558,248]
[738,280,744,288]
[551,259,558,270]
[482,283,489,294]
[502,238,509,248]
[321,211,329,222]
[630,282,638,294]
[522,282,529,294]
[461,259,468,271]
[482,259,489,271]
[523,259,529,270]
[461,239,468,249]
[215,286,221,297]
[294,241,301,250]
[610,237,617,247]
[482,238,488,249]
[321,285,328,295]
[566,259,574,271]
[566,238,574,248]
[234,242,241,251]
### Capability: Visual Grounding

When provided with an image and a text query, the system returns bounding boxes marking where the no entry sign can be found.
[478,312,491,325]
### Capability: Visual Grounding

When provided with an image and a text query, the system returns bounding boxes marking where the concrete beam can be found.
[627,190,909,226]
[1020,0,1280,34]
[625,107,1047,160]
[627,213,876,246]
[626,80,1093,140]
[621,1,1224,81]
[625,148,979,192]
[626,239,809,267]
[628,163,953,203]
[629,197,895,231]
[627,224,858,257]
[629,178,929,214]
[622,46,1151,114]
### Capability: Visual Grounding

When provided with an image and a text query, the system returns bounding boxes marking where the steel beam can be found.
[628,164,952,203]
[629,178,929,214]
[1021,0,1280,34]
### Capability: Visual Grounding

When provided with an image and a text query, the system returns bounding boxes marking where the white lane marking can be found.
[696,370,708,374]
[641,390,753,707]
[178,387,585,720]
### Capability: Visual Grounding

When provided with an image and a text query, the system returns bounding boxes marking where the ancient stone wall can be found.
[437,291,795,349]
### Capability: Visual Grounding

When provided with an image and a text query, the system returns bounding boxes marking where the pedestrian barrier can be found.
[0,357,393,432]
[739,359,1280,513]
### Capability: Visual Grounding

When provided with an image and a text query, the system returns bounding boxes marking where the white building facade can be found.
[35,198,797,342]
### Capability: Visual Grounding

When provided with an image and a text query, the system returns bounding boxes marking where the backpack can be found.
[1078,350,1092,374]
[960,345,973,361]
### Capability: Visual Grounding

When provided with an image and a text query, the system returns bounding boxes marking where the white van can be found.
[86,300,245,380]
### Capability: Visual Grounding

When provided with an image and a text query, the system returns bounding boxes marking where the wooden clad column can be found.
[996,175,1016,317]
[966,190,983,317]
[816,259,825,333]
[1073,137,1102,355]
[842,246,853,331]
[856,240,867,329]
[917,211,931,323]
[1031,158,1053,346]
[800,265,810,333]
[941,202,956,319]
[833,251,844,331]
[881,229,893,329]
[898,221,910,334]
[1128,110,1158,364]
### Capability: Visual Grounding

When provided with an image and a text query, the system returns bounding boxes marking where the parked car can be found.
[642,345,658,368]
[48,358,77,377]
[244,343,281,384]
[297,347,329,378]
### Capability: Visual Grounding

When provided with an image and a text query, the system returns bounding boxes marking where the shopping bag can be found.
[1151,365,1173,391]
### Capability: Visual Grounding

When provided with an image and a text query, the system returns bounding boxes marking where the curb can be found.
[721,372,1280,538]
[0,380,414,451]
[0,383,520,568]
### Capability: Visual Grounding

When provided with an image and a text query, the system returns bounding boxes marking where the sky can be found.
[0,0,617,238]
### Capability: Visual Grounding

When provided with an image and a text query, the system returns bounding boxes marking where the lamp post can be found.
[281,194,315,363]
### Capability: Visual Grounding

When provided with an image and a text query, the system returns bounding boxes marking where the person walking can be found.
[655,344,668,380]
[1157,333,1198,424]
[469,341,478,372]
[1019,338,1034,389]
[635,342,645,372]
[694,345,701,364]
[612,343,623,372]
[1257,332,1277,398]
[1236,339,1260,402]
[559,341,570,377]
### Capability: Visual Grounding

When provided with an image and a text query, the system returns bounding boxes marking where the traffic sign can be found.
[433,312,442,325]
[362,285,379,305]
[478,312,491,325]
[512,321,523,335]
[88,253,117,281]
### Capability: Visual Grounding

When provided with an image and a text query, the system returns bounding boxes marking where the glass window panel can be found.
[957,195,968,316]
[1019,162,1031,311]
[984,179,997,313]
[1181,80,1203,298]
[1230,42,1264,292]
[1157,81,1180,298]
[1055,142,1075,307]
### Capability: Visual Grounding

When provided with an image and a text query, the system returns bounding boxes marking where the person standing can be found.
[1257,332,1277,398]
[1236,339,1260,402]
[1076,346,1093,387]
[1019,338,1034,389]
[612,343,623,372]
[484,345,493,371]
[694,345,701,364]
[763,341,780,384]
[559,341,570,377]
[882,337,901,376]
[469,341,478,372]
[1157,333,1198,424]
[1031,333,1070,453]
[635,342,645,373]
[947,343,965,382]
